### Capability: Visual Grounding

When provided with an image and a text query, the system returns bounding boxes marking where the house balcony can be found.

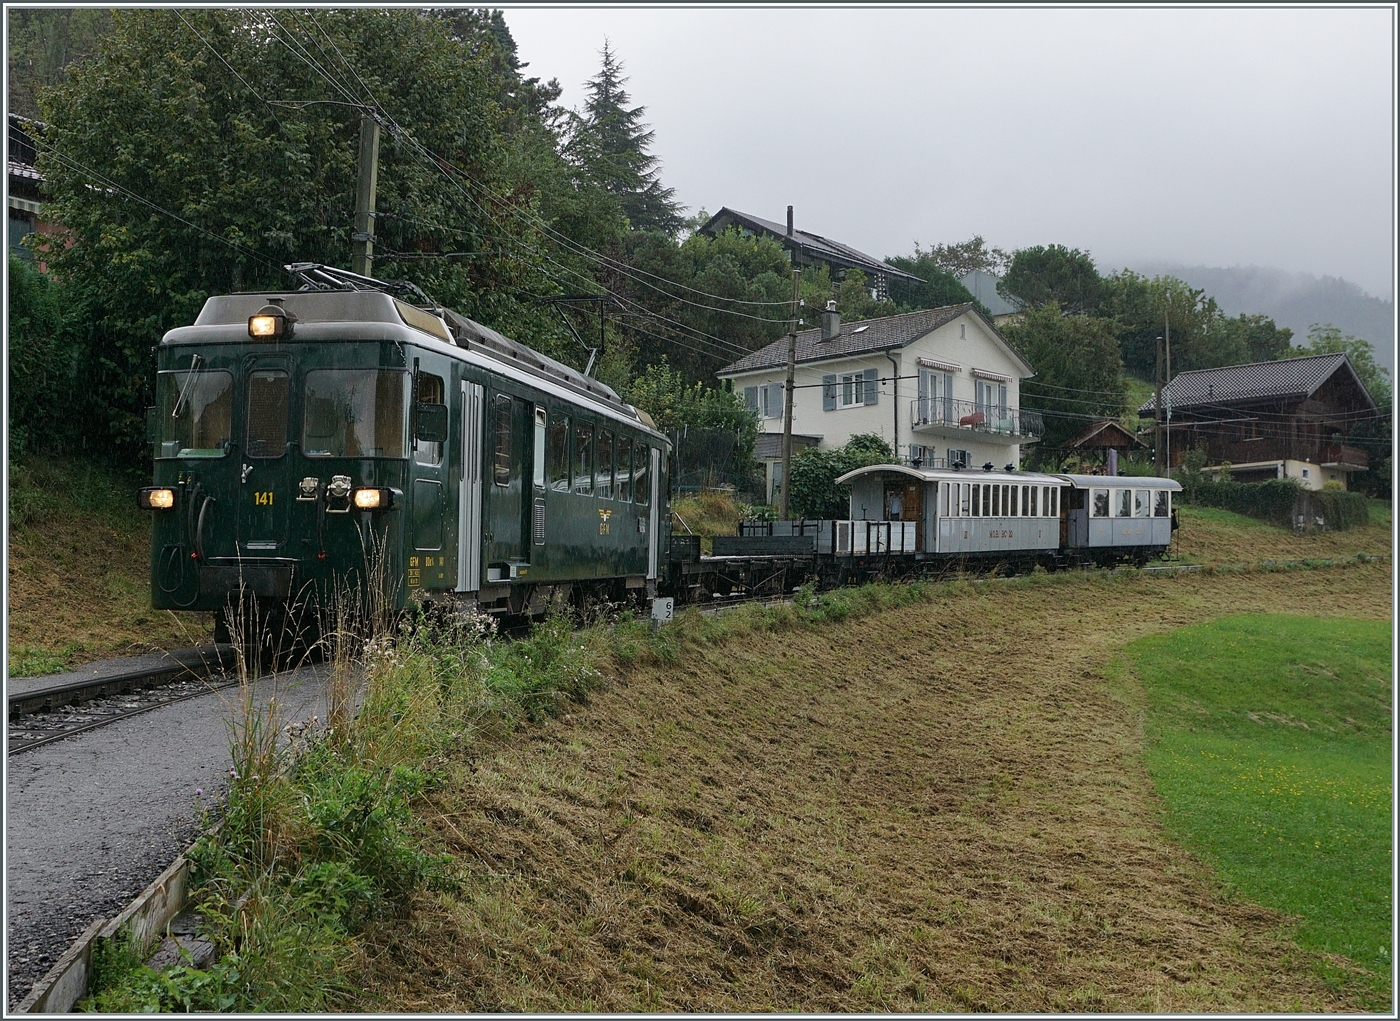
[909,398,1043,442]
[1321,444,1369,471]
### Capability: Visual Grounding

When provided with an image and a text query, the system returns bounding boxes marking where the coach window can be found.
[1114,488,1131,517]
[961,483,970,516]
[634,445,650,507]
[1154,490,1170,517]
[548,412,570,491]
[993,484,1002,516]
[1051,487,1058,516]
[415,373,444,466]
[1091,488,1109,517]
[532,406,547,490]
[971,484,980,517]
[1134,489,1150,517]
[598,429,614,499]
[245,369,289,458]
[617,435,633,501]
[492,395,512,486]
[575,425,594,495]
[1010,485,1018,516]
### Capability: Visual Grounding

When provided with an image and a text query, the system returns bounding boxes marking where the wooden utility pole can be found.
[1154,334,1165,474]
[351,114,380,276]
[1164,309,1172,472]
[778,266,801,519]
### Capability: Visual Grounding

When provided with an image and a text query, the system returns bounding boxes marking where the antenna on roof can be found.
[284,262,434,307]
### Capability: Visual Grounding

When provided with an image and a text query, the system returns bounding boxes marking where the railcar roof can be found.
[1053,473,1182,491]
[162,289,657,433]
[834,464,1060,486]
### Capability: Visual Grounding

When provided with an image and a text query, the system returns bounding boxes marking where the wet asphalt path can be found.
[5,665,328,1009]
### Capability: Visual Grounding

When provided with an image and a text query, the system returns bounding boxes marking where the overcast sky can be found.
[503,6,1395,299]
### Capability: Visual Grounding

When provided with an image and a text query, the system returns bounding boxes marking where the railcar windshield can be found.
[156,367,233,457]
[303,369,408,458]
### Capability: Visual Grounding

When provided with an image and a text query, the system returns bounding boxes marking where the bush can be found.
[1183,476,1369,532]
[788,434,893,519]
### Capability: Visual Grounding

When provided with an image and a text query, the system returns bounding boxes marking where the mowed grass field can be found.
[1130,615,1392,990]
[353,561,1392,1012]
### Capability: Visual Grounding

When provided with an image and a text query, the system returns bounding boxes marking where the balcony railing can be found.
[1322,444,1369,469]
[909,398,1044,440]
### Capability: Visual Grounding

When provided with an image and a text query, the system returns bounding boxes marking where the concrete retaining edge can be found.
[14,854,192,1014]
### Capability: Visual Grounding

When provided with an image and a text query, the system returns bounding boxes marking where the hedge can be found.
[1184,477,1368,532]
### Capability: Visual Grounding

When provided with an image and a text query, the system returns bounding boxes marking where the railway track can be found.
[7,646,237,755]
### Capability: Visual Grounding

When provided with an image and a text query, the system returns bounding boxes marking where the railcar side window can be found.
[575,425,594,494]
[492,395,512,486]
[1051,487,1058,516]
[303,369,407,458]
[1115,488,1131,517]
[415,373,445,467]
[1091,488,1108,517]
[533,406,547,490]
[1010,485,1018,516]
[598,429,614,499]
[971,485,981,517]
[634,445,650,507]
[1134,489,1150,517]
[158,368,234,458]
[617,435,633,502]
[548,413,570,491]
[991,485,1000,516]
[960,483,970,516]
[1154,490,1170,517]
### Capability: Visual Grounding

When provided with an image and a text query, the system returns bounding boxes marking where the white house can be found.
[717,303,1041,503]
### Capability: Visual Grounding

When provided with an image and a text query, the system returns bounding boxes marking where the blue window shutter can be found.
[822,374,837,411]
[744,386,759,413]
[766,382,783,419]
[864,367,879,405]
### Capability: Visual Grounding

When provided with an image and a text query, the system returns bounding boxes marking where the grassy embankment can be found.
[7,456,213,676]
[82,549,1392,1012]
[1129,614,1392,994]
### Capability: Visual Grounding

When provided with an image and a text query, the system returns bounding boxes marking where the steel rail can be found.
[8,679,242,756]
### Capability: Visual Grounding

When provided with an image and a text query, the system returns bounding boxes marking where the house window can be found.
[948,448,970,469]
[839,372,866,408]
[960,323,966,339]
[976,379,1008,419]
[743,383,784,420]
[917,370,954,424]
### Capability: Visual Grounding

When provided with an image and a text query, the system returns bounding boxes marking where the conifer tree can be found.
[567,42,684,235]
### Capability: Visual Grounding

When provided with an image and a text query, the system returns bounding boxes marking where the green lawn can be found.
[1128,614,1392,994]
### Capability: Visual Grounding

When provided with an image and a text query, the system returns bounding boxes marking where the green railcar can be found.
[142,268,671,634]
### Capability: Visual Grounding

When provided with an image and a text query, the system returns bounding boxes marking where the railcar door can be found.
[647,444,660,580]
[236,362,292,555]
[484,391,527,575]
[409,367,448,593]
[458,381,484,591]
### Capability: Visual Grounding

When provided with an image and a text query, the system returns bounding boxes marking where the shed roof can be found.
[1136,353,1375,414]
[719,303,1033,377]
[1065,418,1145,450]
[697,207,921,283]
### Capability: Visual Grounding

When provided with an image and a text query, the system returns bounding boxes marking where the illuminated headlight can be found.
[353,487,394,510]
[139,487,175,510]
[248,303,295,340]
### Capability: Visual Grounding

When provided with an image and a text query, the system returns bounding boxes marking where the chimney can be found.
[821,300,840,341]
[786,205,793,237]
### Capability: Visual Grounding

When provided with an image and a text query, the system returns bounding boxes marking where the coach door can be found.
[647,444,661,579]
[457,382,484,592]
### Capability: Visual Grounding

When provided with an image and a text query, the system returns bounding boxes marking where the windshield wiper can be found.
[172,354,204,419]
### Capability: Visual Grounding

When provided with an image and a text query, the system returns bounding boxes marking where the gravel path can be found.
[5,665,328,1009]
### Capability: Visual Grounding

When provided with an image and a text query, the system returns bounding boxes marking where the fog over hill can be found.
[1131,262,1394,374]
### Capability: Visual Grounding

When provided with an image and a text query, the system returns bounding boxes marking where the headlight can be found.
[353,487,395,511]
[139,487,175,510]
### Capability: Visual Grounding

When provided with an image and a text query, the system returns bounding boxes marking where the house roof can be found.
[755,432,821,460]
[1065,418,1144,450]
[698,207,921,283]
[718,303,1033,377]
[1136,353,1376,415]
